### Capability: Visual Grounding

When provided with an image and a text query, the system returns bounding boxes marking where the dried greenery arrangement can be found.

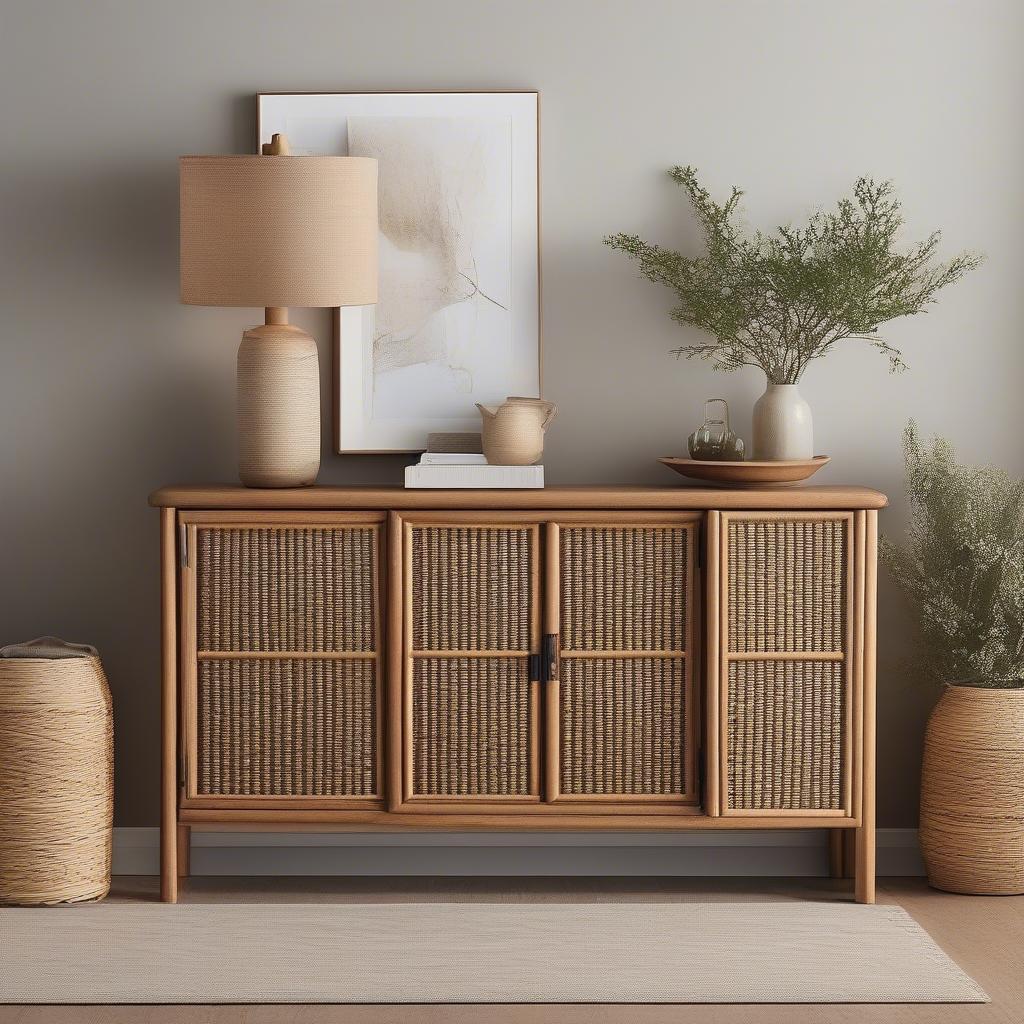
[605,168,981,384]
[881,422,1024,688]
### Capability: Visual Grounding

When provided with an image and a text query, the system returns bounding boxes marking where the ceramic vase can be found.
[920,684,1024,895]
[752,383,813,461]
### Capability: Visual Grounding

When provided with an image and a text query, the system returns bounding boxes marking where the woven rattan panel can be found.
[411,658,531,797]
[727,518,847,653]
[727,660,844,810]
[411,527,532,651]
[560,657,686,795]
[560,527,688,651]
[197,658,376,797]
[197,527,376,652]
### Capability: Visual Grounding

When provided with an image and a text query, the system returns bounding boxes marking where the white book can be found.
[405,464,544,489]
[418,452,487,466]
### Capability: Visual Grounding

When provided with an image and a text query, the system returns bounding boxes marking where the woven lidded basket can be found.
[0,638,113,905]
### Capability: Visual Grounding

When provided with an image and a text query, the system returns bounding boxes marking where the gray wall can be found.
[2,0,1021,827]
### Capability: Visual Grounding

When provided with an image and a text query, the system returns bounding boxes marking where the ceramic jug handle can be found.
[541,404,558,429]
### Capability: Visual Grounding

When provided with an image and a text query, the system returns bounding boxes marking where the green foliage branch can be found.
[605,167,981,384]
[881,422,1024,688]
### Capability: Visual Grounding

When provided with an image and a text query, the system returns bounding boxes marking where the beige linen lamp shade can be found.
[178,143,378,488]
[180,154,378,308]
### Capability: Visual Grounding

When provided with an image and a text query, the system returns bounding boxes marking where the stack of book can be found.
[404,437,544,489]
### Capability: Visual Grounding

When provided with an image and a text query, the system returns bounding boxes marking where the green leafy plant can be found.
[881,422,1024,688]
[605,168,981,383]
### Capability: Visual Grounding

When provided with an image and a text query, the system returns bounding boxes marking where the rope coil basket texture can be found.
[0,638,113,905]
[920,684,1024,895]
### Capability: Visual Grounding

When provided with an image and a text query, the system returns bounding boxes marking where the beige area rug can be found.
[0,902,986,1004]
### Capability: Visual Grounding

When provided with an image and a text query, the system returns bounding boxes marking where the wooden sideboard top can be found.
[150,483,888,510]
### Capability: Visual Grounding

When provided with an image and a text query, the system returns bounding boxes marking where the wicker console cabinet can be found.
[150,484,885,904]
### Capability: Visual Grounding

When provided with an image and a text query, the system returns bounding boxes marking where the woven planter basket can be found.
[0,645,113,905]
[920,684,1024,895]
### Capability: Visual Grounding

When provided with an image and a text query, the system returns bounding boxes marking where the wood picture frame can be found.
[257,91,542,454]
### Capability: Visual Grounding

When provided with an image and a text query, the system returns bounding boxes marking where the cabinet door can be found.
[180,513,384,808]
[547,515,700,807]
[398,515,541,805]
[716,512,856,816]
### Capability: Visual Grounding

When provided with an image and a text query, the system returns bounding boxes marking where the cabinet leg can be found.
[855,820,876,904]
[160,507,178,905]
[856,510,877,905]
[176,825,191,878]
[828,830,845,878]
[160,811,178,903]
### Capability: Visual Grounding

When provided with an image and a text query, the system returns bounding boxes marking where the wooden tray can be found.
[659,455,830,486]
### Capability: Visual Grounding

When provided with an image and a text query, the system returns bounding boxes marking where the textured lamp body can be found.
[237,322,320,488]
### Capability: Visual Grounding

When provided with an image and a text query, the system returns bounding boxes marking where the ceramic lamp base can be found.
[237,314,320,488]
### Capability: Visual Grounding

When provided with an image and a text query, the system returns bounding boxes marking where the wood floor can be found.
[3,876,1021,1024]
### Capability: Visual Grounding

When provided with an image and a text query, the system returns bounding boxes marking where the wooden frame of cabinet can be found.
[176,511,388,812]
[152,485,884,906]
[389,511,702,814]
[396,512,544,808]
[545,515,701,809]
[716,511,857,819]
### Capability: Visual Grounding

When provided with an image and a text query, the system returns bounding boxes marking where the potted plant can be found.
[605,169,980,459]
[881,422,1024,894]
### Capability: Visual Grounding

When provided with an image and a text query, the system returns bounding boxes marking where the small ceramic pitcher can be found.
[476,397,557,465]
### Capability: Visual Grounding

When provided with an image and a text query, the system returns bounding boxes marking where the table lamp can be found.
[179,134,378,487]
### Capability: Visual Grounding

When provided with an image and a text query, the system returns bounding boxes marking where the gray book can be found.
[425,432,483,454]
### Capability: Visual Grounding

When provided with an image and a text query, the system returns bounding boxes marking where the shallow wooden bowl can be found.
[658,455,831,486]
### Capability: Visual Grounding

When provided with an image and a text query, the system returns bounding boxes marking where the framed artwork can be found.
[258,92,541,454]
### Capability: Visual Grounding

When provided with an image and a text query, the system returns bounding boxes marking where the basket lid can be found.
[0,636,98,660]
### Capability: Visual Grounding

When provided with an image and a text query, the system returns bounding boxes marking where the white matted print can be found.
[258,92,540,453]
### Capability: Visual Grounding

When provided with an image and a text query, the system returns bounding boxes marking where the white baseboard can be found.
[113,828,924,877]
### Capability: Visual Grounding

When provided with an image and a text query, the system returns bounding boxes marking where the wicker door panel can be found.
[726,659,843,811]
[559,657,686,796]
[401,519,540,805]
[411,526,532,651]
[560,526,689,651]
[182,516,384,807]
[552,520,698,805]
[718,513,854,816]
[411,657,532,797]
[197,526,377,652]
[197,658,377,797]
[726,518,847,653]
